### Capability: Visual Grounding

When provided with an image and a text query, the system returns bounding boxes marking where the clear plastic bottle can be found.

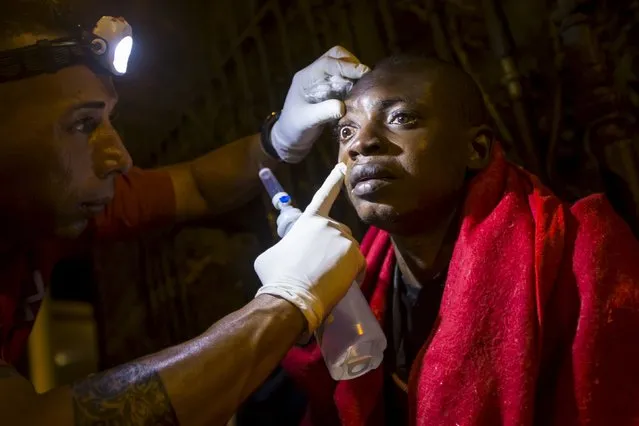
[315,282,387,379]
[259,167,387,380]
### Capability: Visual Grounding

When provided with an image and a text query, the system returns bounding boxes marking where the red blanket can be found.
[282,145,639,425]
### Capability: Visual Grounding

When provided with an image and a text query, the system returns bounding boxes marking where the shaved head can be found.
[349,55,488,130]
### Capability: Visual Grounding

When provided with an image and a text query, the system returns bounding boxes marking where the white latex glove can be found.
[271,46,370,163]
[254,163,366,332]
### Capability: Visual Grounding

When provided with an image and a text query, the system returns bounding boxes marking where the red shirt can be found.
[0,167,176,364]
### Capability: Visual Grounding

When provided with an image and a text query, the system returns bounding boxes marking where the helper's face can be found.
[337,72,471,233]
[0,65,132,240]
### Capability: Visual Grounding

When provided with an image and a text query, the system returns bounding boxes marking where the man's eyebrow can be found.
[68,101,106,112]
[376,97,410,110]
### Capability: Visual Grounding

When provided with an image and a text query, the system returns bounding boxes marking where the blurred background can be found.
[25,0,639,416]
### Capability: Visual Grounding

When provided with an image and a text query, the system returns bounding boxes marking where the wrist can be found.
[254,293,306,333]
[260,111,282,162]
[255,285,321,333]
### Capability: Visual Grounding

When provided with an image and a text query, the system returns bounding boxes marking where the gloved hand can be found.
[254,163,366,332]
[271,46,370,163]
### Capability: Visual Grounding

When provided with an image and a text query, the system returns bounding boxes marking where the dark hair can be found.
[365,54,489,127]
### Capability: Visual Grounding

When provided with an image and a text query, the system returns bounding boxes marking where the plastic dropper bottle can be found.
[258,168,303,237]
[258,167,387,380]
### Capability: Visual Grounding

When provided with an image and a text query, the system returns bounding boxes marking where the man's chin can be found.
[356,202,401,231]
[54,219,89,239]
[355,201,438,235]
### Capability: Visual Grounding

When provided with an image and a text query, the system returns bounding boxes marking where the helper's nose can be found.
[347,123,385,161]
[92,125,132,178]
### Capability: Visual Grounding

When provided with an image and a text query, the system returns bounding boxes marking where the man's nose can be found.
[347,124,384,160]
[92,127,133,178]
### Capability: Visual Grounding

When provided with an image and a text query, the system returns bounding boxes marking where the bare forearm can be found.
[165,133,279,221]
[158,294,304,424]
[5,295,303,426]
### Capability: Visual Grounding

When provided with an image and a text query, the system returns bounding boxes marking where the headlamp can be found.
[91,16,133,75]
[0,16,134,84]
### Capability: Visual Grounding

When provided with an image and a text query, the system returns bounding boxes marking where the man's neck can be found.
[391,209,460,287]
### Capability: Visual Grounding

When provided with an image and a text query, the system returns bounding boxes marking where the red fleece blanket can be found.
[282,146,639,426]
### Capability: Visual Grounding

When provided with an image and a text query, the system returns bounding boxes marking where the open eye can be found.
[389,112,417,126]
[338,125,356,142]
[70,117,99,135]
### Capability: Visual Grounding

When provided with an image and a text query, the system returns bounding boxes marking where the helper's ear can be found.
[466,125,493,171]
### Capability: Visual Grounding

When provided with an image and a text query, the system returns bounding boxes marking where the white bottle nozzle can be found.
[272,192,292,210]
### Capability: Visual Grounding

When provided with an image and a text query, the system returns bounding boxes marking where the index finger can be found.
[303,163,347,217]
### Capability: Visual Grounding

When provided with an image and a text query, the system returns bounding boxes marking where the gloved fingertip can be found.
[304,162,346,217]
[337,61,371,79]
[324,45,355,59]
[358,63,371,75]
[312,99,345,124]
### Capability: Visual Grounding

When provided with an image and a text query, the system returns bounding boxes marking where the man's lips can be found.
[349,163,397,197]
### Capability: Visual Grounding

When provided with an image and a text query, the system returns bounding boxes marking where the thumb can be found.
[303,99,345,127]
[304,163,347,217]
[321,56,371,80]
[322,45,356,59]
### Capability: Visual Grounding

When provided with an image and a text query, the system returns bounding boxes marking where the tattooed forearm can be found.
[71,362,179,426]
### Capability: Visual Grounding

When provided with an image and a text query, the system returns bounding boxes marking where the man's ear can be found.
[466,125,493,171]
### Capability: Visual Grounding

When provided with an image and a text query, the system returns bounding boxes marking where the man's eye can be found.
[389,113,417,126]
[339,125,356,141]
[70,117,99,134]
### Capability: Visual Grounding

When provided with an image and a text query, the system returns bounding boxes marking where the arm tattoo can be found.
[72,362,179,425]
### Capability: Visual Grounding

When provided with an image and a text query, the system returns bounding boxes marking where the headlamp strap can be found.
[0,37,94,84]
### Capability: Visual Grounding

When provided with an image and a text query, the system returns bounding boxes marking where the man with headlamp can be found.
[0,13,367,426]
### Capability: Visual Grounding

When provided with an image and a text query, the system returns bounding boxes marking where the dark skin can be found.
[337,64,493,284]
[0,27,371,422]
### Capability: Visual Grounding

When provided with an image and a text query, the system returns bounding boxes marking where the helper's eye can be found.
[389,112,418,126]
[70,117,99,135]
[339,125,356,142]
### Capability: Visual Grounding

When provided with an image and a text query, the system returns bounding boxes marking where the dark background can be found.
[41,0,638,389]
